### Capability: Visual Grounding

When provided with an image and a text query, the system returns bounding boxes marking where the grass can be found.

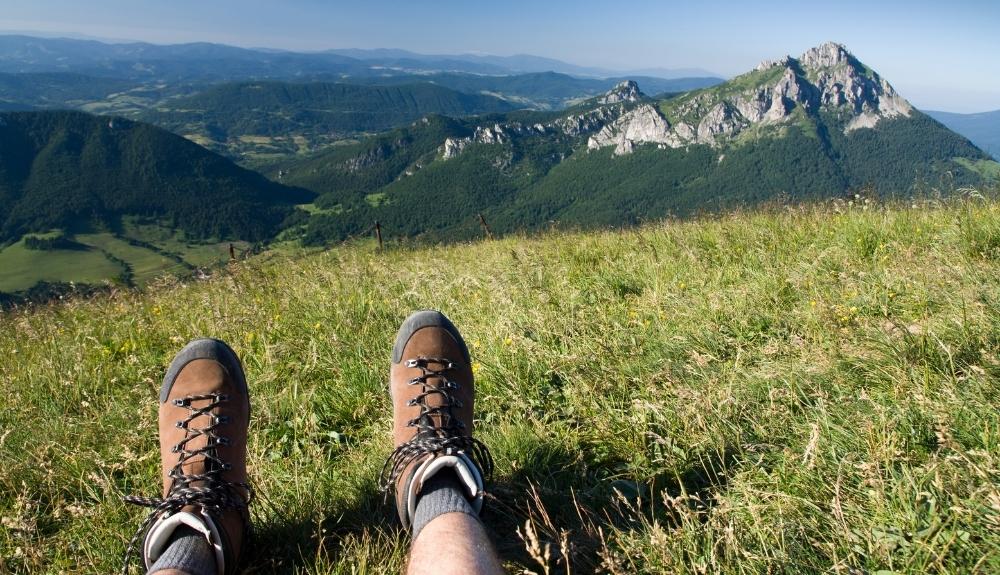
[365,193,390,207]
[1,199,999,573]
[0,222,240,295]
[0,237,123,292]
[956,158,1000,182]
[75,234,189,284]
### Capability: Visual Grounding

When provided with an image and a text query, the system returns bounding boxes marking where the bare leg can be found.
[407,512,504,575]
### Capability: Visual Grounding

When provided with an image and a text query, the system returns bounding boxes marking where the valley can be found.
[0,219,243,294]
[0,15,998,574]
[0,36,997,302]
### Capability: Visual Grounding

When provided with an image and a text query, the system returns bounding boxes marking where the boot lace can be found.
[379,357,494,493]
[121,392,252,574]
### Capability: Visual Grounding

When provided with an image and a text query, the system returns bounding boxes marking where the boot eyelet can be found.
[172,398,188,407]
[406,399,417,406]
[405,359,420,368]
[175,421,187,429]
[217,394,229,402]
[217,415,231,424]
[223,463,233,471]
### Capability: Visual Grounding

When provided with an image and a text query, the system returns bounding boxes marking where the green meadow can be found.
[0,222,242,295]
[1,199,998,573]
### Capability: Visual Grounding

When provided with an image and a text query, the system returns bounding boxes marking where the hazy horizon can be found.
[2,0,999,113]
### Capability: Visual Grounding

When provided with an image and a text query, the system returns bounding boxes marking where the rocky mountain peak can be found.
[795,41,913,131]
[440,42,917,161]
[755,56,792,71]
[799,41,853,70]
[583,42,915,155]
[600,80,644,104]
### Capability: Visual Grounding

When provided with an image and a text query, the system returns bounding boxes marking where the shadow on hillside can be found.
[484,443,742,571]
[243,479,399,573]
[243,444,742,572]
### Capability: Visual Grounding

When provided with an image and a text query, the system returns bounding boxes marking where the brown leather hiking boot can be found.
[379,310,494,530]
[123,338,252,575]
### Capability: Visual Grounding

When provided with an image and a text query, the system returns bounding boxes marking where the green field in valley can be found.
[0,237,124,292]
[0,222,244,296]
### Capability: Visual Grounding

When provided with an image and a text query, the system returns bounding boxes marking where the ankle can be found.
[146,524,218,575]
[411,468,478,539]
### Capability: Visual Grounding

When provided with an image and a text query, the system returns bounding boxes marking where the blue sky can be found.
[2,0,999,112]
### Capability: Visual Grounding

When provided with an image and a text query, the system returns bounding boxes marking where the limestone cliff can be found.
[586,42,914,154]
[599,80,643,104]
[441,42,916,159]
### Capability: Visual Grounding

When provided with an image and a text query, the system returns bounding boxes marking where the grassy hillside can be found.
[353,72,722,110]
[1,199,998,573]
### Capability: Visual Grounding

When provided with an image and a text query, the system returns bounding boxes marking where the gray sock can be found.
[411,469,479,539]
[146,525,217,575]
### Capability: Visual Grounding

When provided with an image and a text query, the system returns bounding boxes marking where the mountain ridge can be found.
[269,42,995,244]
[0,110,313,242]
[326,47,720,79]
[0,34,725,85]
[137,81,521,159]
[582,42,914,156]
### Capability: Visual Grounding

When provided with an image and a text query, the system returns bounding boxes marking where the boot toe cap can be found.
[160,338,247,403]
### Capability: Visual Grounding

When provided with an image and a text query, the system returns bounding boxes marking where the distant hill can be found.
[0,110,312,243]
[0,72,201,116]
[267,114,475,199]
[0,100,32,111]
[351,72,722,110]
[0,35,723,83]
[0,35,723,86]
[925,109,1000,160]
[0,72,135,107]
[138,81,520,159]
[327,48,721,79]
[0,35,370,81]
[268,43,997,244]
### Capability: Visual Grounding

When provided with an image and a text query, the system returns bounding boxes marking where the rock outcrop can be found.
[442,137,470,160]
[587,104,676,155]
[440,121,551,159]
[441,42,915,159]
[798,42,912,132]
[585,41,915,154]
[441,99,625,159]
[554,106,621,136]
[599,80,644,104]
[344,144,390,171]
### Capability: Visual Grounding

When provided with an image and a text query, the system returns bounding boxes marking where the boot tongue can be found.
[179,400,219,478]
